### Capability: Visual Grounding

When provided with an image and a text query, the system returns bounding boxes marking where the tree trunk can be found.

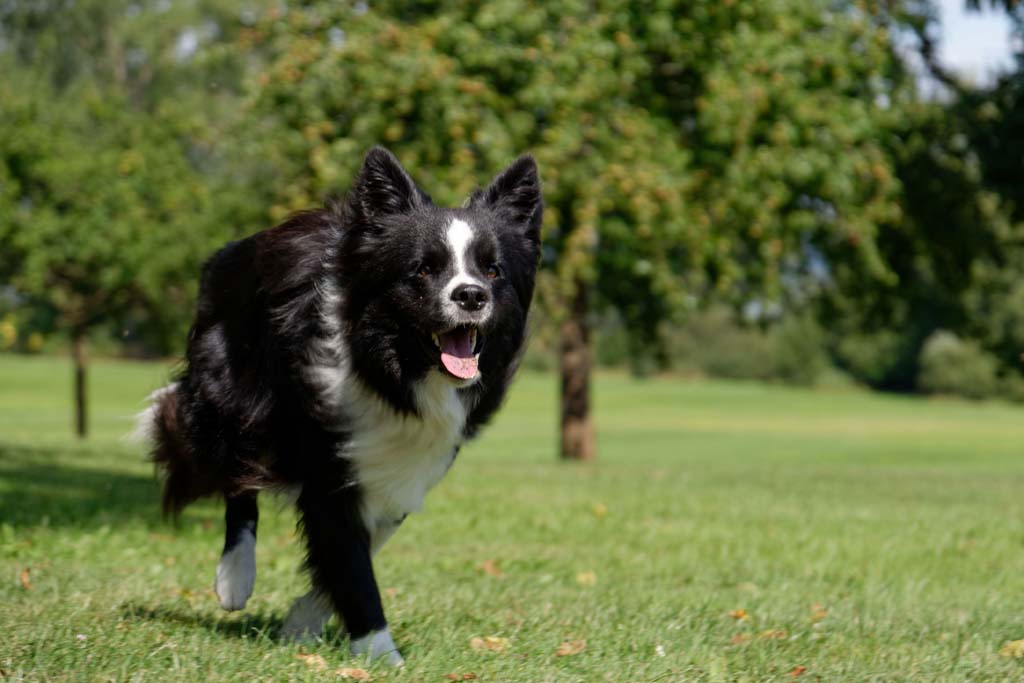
[559,281,595,461]
[72,329,88,439]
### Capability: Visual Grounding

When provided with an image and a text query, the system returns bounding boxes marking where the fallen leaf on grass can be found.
[19,568,31,590]
[759,630,788,641]
[730,633,752,646]
[296,653,328,671]
[337,668,371,680]
[384,587,401,598]
[575,571,597,586]
[477,559,504,578]
[443,674,477,681]
[810,604,828,623]
[1000,639,1024,658]
[790,665,808,677]
[470,636,509,653]
[728,608,749,621]
[555,640,586,657]
[591,502,608,518]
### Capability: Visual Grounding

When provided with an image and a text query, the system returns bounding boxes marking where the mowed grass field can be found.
[2,354,1024,682]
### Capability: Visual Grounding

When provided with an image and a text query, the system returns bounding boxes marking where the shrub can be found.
[772,313,828,386]
[668,307,775,381]
[917,330,1000,400]
[668,306,829,386]
[834,330,917,389]
[0,314,15,351]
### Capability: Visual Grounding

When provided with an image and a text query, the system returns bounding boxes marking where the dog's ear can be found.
[470,154,543,243]
[347,146,430,223]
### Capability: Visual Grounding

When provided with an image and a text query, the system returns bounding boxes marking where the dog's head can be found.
[338,147,542,401]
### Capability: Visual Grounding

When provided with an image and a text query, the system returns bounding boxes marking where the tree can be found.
[239,0,911,459]
[0,77,213,435]
[0,0,266,436]
[814,0,1024,394]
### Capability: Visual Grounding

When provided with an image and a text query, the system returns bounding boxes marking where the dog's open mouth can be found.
[431,325,481,381]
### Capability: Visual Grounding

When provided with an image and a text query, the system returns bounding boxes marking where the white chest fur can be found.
[303,277,466,541]
[339,372,466,534]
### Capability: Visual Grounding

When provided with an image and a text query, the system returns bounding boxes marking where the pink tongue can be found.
[439,329,478,380]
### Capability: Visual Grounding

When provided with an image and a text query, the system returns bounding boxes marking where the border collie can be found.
[139,147,542,665]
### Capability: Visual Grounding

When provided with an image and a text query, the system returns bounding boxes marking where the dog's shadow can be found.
[120,603,347,645]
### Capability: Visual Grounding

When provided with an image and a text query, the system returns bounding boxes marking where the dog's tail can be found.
[136,383,218,519]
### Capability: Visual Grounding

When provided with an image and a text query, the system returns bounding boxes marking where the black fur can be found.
[147,147,542,655]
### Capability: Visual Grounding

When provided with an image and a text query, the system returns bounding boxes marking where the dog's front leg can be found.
[294,482,403,666]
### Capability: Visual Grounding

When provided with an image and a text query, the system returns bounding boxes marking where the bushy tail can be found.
[136,383,218,519]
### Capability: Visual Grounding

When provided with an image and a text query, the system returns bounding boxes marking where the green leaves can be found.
[241,1,914,362]
[0,0,258,353]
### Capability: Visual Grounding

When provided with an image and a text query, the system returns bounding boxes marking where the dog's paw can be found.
[350,628,404,667]
[214,530,256,611]
[279,623,320,644]
[280,590,333,642]
[378,649,405,667]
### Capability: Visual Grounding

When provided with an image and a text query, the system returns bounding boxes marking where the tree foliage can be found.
[243,0,909,354]
[232,0,924,455]
[0,0,264,352]
[0,0,269,434]
[4,0,1024,438]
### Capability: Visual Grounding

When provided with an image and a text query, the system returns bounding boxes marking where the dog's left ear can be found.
[347,146,430,224]
[469,155,543,243]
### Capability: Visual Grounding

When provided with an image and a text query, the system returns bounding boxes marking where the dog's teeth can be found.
[432,334,441,349]
[470,329,477,348]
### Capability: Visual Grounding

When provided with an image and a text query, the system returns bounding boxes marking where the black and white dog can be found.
[139,147,542,665]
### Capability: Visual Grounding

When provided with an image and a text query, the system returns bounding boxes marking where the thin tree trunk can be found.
[72,329,88,439]
[559,281,595,461]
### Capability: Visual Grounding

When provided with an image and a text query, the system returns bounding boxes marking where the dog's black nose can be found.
[451,283,489,312]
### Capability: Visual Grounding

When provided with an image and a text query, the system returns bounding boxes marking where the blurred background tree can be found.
[0,0,259,436]
[237,0,915,459]
[1,0,1022,450]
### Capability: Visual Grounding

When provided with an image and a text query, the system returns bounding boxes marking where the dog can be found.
[138,147,542,665]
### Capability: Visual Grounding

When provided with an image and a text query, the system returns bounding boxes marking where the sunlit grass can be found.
[2,353,1024,681]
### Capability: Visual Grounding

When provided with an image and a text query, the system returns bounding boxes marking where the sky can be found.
[936,0,1018,84]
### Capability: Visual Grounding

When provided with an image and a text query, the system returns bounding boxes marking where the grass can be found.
[2,353,1024,682]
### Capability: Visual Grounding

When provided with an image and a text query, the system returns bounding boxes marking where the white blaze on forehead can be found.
[446,218,476,285]
[442,218,489,322]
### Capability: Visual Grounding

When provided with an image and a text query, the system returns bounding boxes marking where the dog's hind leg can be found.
[214,491,258,611]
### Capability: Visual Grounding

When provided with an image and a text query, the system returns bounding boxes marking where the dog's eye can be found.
[416,264,432,278]
[485,264,501,280]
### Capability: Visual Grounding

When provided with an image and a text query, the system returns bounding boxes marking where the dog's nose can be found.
[451,283,489,312]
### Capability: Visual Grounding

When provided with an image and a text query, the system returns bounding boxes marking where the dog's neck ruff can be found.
[339,371,466,528]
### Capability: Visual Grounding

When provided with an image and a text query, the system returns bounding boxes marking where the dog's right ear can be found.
[346,146,430,223]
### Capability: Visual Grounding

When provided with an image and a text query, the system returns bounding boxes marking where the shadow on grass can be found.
[0,442,165,528]
[120,602,347,645]
[121,602,284,640]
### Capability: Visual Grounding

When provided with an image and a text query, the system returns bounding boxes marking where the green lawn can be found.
[2,354,1024,682]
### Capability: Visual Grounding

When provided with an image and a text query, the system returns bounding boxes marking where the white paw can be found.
[350,628,404,667]
[280,590,333,642]
[214,530,255,611]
